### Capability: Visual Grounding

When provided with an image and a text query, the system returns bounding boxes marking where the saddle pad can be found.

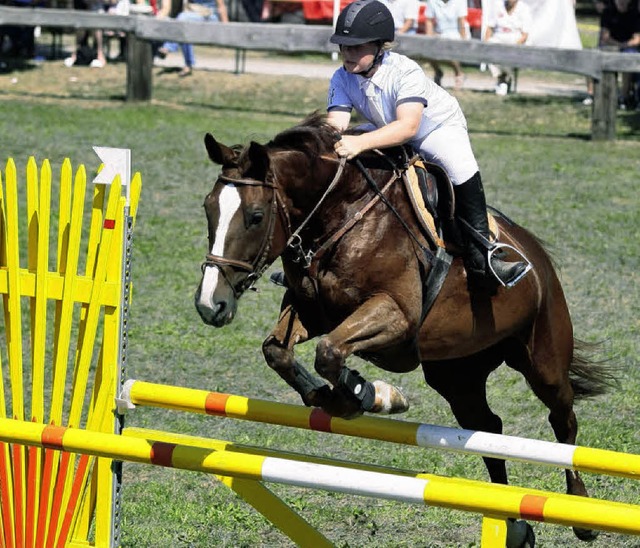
[405,165,445,248]
[404,166,499,248]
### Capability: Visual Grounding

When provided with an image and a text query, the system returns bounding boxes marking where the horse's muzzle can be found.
[194,288,236,327]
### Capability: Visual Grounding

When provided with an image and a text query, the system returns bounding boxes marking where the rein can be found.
[203,150,435,296]
[297,155,436,277]
[307,168,401,277]
[202,173,291,297]
[354,158,435,264]
[285,156,347,268]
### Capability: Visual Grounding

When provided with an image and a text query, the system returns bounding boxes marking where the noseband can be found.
[202,174,290,298]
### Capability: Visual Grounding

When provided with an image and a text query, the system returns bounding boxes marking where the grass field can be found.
[0,53,639,547]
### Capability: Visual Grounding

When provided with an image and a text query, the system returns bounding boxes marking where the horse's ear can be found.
[247,141,270,179]
[204,133,238,166]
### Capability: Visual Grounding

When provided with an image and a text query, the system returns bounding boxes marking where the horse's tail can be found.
[570,339,620,400]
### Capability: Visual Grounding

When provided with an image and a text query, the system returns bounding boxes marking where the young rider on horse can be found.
[326,0,529,290]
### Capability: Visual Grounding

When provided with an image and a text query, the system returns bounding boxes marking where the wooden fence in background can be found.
[1,6,640,140]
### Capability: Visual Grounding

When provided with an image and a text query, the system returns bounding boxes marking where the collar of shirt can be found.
[356,52,390,94]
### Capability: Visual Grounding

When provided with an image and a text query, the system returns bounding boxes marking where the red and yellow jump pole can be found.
[120,380,640,480]
[1,416,640,538]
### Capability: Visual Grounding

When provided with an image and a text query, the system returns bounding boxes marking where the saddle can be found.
[358,145,499,254]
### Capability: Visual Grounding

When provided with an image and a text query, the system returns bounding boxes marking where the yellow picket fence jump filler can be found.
[0,157,141,548]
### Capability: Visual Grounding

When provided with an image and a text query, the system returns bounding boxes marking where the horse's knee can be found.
[315,336,345,380]
[262,337,290,371]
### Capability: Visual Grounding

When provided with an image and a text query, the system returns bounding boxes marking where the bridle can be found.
[201,173,291,298]
[202,157,347,298]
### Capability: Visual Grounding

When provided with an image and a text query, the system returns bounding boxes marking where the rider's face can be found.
[340,42,379,74]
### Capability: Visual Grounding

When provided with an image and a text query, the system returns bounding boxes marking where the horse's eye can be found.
[250,211,264,225]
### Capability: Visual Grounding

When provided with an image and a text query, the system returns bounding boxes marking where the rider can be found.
[326,0,529,290]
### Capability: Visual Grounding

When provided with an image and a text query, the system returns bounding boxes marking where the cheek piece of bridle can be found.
[201,174,291,299]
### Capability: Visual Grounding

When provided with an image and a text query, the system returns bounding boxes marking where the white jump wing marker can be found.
[92,146,131,204]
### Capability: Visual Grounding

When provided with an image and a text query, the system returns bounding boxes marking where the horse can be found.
[195,112,615,546]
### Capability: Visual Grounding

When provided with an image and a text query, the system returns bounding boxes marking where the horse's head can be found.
[195,113,344,327]
[195,133,286,327]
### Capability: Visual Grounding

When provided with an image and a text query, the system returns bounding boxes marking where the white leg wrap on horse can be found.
[371,380,409,414]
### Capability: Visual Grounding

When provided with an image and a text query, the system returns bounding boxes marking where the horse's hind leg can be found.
[422,351,507,483]
[423,352,536,548]
[505,319,598,541]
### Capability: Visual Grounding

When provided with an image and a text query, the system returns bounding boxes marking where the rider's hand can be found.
[334,136,363,160]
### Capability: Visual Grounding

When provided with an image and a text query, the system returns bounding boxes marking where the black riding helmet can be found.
[330,0,395,46]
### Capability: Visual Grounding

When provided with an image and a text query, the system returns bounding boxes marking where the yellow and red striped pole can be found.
[121,380,640,481]
[1,416,640,537]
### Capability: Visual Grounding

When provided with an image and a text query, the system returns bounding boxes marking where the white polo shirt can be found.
[381,0,420,31]
[328,51,466,144]
[426,0,468,38]
[327,51,479,184]
[486,1,532,44]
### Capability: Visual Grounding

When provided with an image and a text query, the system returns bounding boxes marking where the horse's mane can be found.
[267,111,337,157]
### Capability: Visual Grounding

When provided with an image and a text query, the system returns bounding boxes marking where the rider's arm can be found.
[327,109,352,132]
[334,101,424,160]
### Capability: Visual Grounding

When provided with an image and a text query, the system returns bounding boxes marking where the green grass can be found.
[0,57,639,547]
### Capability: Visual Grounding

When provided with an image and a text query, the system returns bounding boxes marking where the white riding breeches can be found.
[413,122,479,186]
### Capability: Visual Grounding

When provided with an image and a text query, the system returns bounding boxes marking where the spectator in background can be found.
[599,0,640,109]
[425,0,468,90]
[380,0,419,34]
[64,0,108,68]
[156,0,229,77]
[483,0,531,96]
[584,0,608,105]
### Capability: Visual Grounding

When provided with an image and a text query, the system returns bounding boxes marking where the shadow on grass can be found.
[470,94,595,141]
[0,57,39,75]
[0,88,127,104]
[619,109,640,134]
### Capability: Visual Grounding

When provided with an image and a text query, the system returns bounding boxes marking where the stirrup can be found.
[487,245,532,288]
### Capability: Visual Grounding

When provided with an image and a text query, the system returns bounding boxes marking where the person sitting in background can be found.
[584,0,609,105]
[483,0,531,96]
[425,0,468,90]
[64,0,108,68]
[156,0,229,77]
[599,0,640,109]
[380,0,419,34]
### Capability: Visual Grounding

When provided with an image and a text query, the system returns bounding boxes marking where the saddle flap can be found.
[404,160,500,250]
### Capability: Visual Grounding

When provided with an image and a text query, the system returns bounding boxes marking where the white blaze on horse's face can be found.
[197,184,241,311]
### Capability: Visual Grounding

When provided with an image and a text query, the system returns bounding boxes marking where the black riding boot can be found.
[270,270,288,287]
[454,173,529,291]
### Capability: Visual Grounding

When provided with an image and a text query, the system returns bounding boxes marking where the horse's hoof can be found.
[369,380,409,414]
[573,526,598,542]
[507,519,535,548]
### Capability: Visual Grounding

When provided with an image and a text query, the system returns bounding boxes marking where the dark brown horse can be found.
[195,112,614,545]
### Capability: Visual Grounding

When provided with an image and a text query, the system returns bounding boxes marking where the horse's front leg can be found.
[315,293,414,418]
[262,297,331,408]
